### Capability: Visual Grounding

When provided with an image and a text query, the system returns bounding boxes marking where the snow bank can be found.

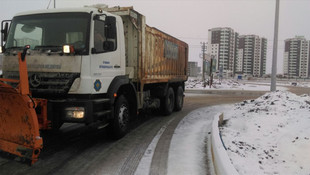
[186,79,242,90]
[185,78,288,91]
[220,91,310,174]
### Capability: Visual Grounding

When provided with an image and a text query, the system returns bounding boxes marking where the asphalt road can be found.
[0,87,307,175]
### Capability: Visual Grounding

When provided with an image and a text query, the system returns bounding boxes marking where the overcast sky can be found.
[1,0,310,74]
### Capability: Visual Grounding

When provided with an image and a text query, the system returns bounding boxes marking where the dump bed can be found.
[107,7,188,85]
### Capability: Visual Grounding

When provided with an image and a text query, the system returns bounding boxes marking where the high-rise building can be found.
[207,27,238,76]
[283,36,310,78]
[237,35,267,77]
[187,61,200,77]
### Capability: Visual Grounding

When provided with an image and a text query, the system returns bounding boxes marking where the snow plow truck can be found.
[0,5,188,164]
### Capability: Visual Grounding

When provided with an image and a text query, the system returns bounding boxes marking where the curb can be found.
[211,113,238,175]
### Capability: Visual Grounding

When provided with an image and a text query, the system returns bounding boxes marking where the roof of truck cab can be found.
[14,7,112,17]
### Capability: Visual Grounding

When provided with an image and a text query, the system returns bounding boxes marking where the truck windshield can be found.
[5,12,90,55]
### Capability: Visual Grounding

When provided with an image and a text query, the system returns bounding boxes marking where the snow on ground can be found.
[220,91,310,175]
[167,105,229,175]
[185,78,287,91]
[185,77,310,91]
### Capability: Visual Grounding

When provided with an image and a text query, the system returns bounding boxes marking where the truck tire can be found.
[161,87,175,116]
[174,86,184,111]
[110,95,130,139]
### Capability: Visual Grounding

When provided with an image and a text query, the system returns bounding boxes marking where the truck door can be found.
[90,15,122,93]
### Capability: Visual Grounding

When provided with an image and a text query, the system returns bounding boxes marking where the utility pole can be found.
[209,56,213,88]
[201,42,207,87]
[54,0,56,8]
[271,0,280,91]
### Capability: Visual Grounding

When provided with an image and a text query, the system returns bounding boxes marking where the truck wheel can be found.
[174,86,184,111]
[110,95,130,139]
[161,87,175,116]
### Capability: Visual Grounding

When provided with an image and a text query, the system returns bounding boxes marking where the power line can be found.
[47,0,56,9]
[178,37,208,40]
[47,0,52,9]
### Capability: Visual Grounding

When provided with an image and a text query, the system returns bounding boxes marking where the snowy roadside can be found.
[220,91,310,174]
[167,105,231,175]
[169,79,310,174]
[185,78,307,91]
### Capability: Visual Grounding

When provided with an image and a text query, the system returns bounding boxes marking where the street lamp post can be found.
[271,0,280,91]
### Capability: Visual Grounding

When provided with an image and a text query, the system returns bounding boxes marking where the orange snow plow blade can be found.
[0,50,45,164]
[0,82,43,164]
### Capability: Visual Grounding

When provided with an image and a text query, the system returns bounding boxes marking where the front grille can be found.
[3,71,80,97]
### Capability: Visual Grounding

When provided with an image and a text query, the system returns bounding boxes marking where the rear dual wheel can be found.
[161,87,175,116]
[174,86,184,111]
[161,86,184,115]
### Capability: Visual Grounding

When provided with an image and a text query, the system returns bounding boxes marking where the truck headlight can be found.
[65,107,85,119]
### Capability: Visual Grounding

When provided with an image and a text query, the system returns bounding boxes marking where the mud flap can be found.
[0,82,43,164]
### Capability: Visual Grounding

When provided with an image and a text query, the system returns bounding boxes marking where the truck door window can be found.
[93,18,117,53]
[94,20,105,53]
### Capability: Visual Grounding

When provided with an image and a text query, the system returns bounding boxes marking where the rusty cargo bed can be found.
[107,7,188,85]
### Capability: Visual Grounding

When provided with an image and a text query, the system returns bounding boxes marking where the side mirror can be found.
[2,22,9,42]
[1,20,11,52]
[105,16,116,39]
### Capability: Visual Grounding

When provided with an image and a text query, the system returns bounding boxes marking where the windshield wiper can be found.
[34,45,62,52]
[34,45,62,49]
[5,46,24,50]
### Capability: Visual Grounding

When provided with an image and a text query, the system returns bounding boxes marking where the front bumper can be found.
[48,97,112,125]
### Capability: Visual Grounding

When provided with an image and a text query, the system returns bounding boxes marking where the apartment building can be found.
[187,61,200,77]
[207,27,238,76]
[283,36,310,78]
[237,35,267,77]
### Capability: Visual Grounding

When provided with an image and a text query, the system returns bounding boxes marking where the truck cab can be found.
[1,6,134,137]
